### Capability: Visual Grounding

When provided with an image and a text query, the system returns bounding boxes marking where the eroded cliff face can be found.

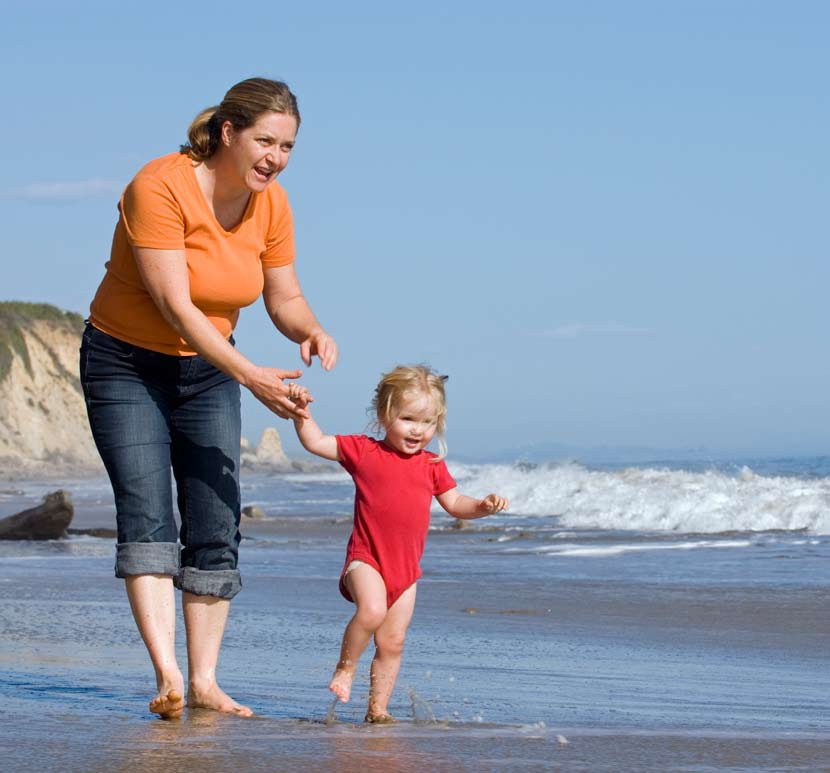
[0,304,101,474]
[0,302,319,478]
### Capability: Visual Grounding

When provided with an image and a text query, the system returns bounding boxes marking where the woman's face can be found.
[221,111,298,193]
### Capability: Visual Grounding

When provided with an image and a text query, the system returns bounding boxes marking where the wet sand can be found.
[0,486,828,770]
[3,709,830,772]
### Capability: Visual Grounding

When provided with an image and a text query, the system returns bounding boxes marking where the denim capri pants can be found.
[80,323,242,599]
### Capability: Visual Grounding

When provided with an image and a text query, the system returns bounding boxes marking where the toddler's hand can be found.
[479,493,508,514]
[286,382,312,411]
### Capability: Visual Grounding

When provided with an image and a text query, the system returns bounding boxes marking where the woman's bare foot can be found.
[329,668,355,702]
[187,679,253,717]
[364,711,396,724]
[149,688,184,720]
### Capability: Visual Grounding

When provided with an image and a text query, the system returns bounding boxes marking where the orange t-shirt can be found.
[89,152,295,355]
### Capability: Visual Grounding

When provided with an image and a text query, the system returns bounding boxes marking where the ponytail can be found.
[181,106,221,162]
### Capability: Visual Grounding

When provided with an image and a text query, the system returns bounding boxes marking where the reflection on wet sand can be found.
[61,709,830,773]
[106,709,475,773]
[330,725,442,773]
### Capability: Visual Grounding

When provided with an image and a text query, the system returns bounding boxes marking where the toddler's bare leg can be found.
[367,583,417,721]
[331,564,388,702]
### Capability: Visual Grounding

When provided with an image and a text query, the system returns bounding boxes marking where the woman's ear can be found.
[220,121,234,147]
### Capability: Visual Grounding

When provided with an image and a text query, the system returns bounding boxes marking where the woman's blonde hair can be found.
[371,365,448,459]
[181,77,301,162]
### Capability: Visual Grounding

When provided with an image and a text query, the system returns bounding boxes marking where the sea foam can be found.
[444,461,830,535]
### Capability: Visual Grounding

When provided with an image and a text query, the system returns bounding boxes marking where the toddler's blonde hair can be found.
[371,365,448,459]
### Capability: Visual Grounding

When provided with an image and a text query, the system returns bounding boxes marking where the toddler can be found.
[290,365,508,722]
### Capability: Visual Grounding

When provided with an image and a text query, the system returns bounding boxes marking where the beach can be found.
[1,460,828,770]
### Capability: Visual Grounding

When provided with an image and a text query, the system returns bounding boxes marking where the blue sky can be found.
[2,1,827,460]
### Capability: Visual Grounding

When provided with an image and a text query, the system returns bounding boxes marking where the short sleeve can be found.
[430,458,456,496]
[336,435,368,475]
[261,185,295,268]
[120,172,186,249]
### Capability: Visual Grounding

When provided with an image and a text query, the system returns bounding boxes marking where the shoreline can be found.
[1,470,828,769]
[0,457,336,484]
[0,460,104,482]
[2,692,827,772]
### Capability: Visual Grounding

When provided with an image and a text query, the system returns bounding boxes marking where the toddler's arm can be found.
[289,386,340,461]
[436,489,508,520]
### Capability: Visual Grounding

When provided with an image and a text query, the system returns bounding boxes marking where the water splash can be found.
[324,697,339,725]
[408,688,436,724]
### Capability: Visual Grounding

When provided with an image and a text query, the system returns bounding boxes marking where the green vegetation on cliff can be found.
[0,302,85,381]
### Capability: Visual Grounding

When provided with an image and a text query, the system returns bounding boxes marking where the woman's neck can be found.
[194,157,247,205]
[193,158,250,230]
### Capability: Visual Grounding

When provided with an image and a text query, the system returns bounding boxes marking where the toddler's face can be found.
[382,392,438,455]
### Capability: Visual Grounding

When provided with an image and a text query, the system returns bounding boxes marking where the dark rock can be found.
[0,489,73,540]
[242,505,266,519]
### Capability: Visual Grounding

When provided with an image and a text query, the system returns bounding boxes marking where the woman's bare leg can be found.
[125,574,185,719]
[330,564,388,702]
[367,583,417,721]
[182,592,252,716]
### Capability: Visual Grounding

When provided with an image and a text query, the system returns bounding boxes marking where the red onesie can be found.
[336,435,456,608]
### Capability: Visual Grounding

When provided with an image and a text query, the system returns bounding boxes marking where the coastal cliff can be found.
[0,302,322,477]
[0,302,99,475]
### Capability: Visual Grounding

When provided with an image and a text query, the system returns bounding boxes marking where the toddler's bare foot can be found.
[329,668,355,702]
[188,680,253,717]
[364,711,396,724]
[149,688,184,720]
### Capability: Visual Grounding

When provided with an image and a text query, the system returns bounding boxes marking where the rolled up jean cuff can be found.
[115,541,180,578]
[175,566,242,600]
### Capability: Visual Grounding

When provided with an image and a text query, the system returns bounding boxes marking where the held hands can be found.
[286,382,312,417]
[243,328,335,421]
[244,366,313,421]
[478,493,509,515]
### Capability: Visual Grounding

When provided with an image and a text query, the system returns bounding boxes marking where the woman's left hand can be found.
[300,329,338,371]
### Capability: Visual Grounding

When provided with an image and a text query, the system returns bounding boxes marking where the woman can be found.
[80,78,337,719]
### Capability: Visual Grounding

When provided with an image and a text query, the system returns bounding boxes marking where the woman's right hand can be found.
[243,366,312,420]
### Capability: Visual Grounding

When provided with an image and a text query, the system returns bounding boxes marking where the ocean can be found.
[0,455,828,770]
